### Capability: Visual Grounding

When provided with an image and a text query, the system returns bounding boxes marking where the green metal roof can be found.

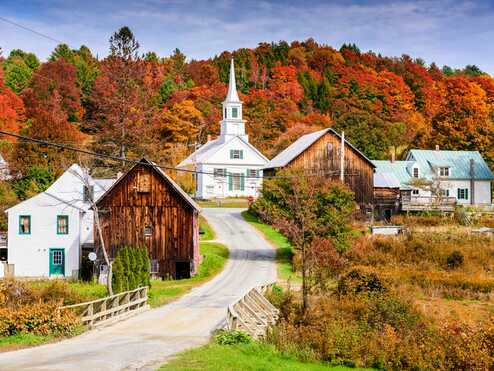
[406,150,494,180]
[372,160,414,189]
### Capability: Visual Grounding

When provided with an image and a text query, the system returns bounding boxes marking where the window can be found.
[440,189,450,197]
[137,172,151,193]
[457,188,469,200]
[83,185,94,202]
[57,215,69,235]
[144,225,153,236]
[214,168,227,177]
[439,167,450,177]
[326,143,333,157]
[52,250,63,265]
[232,107,238,118]
[19,215,31,235]
[229,173,245,191]
[247,169,258,178]
[412,167,419,178]
[412,189,419,196]
[224,108,227,118]
[230,149,243,159]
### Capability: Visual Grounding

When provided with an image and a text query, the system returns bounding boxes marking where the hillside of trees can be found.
[1,26,493,203]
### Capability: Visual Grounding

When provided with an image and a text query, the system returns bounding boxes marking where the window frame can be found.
[232,107,238,118]
[214,168,227,177]
[247,169,258,178]
[457,188,469,200]
[19,215,31,235]
[230,149,243,159]
[412,167,419,178]
[439,167,450,177]
[57,215,69,235]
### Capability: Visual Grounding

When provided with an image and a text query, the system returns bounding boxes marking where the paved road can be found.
[0,208,276,371]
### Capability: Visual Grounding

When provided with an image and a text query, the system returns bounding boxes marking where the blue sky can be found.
[1,0,493,74]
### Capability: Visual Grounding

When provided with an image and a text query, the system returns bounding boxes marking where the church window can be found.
[232,107,238,118]
[214,168,226,177]
[230,149,243,159]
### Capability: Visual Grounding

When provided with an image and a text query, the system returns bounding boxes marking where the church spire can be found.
[225,58,240,103]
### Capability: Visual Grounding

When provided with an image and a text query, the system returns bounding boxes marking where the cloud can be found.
[1,0,494,73]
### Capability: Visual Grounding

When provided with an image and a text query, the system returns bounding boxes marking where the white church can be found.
[177,59,268,199]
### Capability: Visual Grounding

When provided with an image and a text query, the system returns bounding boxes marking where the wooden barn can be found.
[263,128,375,209]
[95,158,200,279]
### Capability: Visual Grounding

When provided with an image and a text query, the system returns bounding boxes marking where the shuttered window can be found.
[19,215,31,235]
[230,150,243,159]
[457,188,469,200]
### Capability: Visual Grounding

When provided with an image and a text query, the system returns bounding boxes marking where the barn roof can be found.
[96,158,200,212]
[263,128,375,170]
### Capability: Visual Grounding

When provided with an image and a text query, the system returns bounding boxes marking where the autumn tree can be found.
[252,170,355,311]
[2,49,39,94]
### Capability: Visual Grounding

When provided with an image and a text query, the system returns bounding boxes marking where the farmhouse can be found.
[4,165,115,278]
[95,158,200,279]
[263,128,375,209]
[373,149,494,212]
[176,59,268,199]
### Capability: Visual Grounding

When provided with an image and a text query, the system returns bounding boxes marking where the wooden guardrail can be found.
[60,286,149,328]
[226,282,279,339]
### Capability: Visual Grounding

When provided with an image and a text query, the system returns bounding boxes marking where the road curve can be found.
[0,208,276,371]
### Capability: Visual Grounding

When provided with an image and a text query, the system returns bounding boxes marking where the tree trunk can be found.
[94,207,113,296]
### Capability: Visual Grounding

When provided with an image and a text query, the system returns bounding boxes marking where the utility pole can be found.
[340,131,345,182]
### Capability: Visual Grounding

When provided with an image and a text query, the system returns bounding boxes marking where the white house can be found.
[3,165,114,278]
[176,59,268,199]
[373,149,493,210]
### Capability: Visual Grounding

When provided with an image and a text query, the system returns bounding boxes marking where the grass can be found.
[27,280,108,303]
[0,327,85,353]
[159,342,369,371]
[159,342,370,371]
[197,198,249,208]
[148,242,229,307]
[241,210,300,283]
[199,215,215,241]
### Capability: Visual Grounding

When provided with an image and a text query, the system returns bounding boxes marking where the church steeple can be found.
[225,58,240,103]
[220,58,247,142]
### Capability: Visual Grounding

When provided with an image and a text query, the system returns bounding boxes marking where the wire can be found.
[0,130,357,180]
[0,16,63,44]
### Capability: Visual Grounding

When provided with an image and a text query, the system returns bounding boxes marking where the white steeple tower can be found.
[220,59,248,142]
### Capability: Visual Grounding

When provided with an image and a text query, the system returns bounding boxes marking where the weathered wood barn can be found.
[95,158,200,279]
[263,128,375,209]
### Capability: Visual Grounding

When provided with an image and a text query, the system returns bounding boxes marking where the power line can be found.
[0,16,63,44]
[0,130,354,180]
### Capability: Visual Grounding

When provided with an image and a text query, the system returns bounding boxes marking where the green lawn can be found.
[241,210,299,283]
[197,198,249,208]
[148,242,229,307]
[199,215,215,241]
[159,342,368,371]
[0,327,85,353]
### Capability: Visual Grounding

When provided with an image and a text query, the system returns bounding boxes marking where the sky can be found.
[1,0,494,74]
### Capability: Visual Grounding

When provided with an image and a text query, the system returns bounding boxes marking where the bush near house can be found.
[0,280,80,339]
[112,246,151,293]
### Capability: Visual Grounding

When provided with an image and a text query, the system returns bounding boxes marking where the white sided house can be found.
[4,165,114,278]
[373,149,493,211]
[176,59,268,199]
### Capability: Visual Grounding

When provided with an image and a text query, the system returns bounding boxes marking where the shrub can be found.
[112,246,151,293]
[337,269,387,296]
[446,250,464,270]
[0,303,78,337]
[215,330,252,345]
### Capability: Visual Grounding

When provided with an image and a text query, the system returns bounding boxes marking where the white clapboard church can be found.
[177,59,268,199]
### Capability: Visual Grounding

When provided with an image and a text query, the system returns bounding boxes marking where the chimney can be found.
[391,150,395,163]
[207,134,212,142]
[435,144,440,151]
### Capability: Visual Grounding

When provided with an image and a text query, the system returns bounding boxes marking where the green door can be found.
[49,248,65,276]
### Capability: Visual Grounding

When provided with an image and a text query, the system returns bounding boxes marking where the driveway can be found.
[0,208,277,371]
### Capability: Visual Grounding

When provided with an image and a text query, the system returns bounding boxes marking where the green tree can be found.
[252,170,355,311]
[109,26,140,60]
[2,50,39,94]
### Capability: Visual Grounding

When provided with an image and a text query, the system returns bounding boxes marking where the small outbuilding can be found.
[95,158,200,280]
